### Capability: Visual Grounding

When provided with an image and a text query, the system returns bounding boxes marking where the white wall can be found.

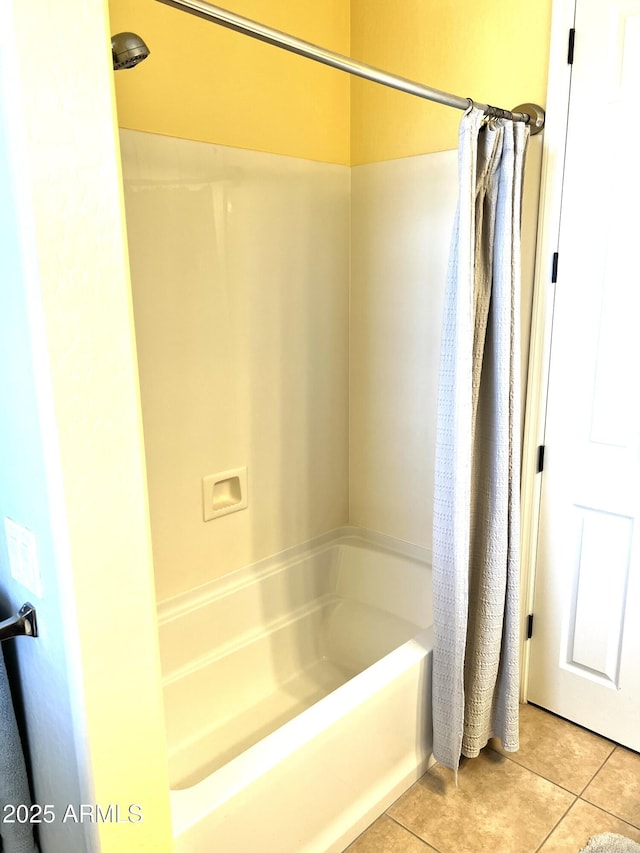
[120,131,351,602]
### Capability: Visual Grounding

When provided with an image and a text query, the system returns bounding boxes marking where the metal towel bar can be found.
[0,603,38,642]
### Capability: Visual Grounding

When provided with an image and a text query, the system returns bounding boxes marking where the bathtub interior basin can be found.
[156,526,433,851]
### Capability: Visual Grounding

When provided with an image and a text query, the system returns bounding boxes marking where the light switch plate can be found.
[4,518,42,597]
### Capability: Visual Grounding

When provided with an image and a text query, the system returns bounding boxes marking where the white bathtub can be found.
[157,527,434,852]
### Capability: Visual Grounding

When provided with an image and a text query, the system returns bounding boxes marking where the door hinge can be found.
[536,445,545,473]
[568,28,576,64]
[551,252,559,283]
[527,614,534,639]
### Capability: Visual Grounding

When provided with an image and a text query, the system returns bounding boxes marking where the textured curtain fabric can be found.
[431,106,529,773]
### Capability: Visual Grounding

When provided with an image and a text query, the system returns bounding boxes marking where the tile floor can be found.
[345,704,640,853]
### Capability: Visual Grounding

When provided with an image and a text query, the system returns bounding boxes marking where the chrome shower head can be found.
[111,32,150,70]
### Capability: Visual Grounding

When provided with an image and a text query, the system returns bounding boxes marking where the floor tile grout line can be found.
[386,813,444,851]
[485,743,617,801]
[577,793,640,832]
[533,795,579,853]
[354,724,632,852]
[490,741,639,850]
[577,743,618,797]
[481,744,621,852]
[391,750,580,853]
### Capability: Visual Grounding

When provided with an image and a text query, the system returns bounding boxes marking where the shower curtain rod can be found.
[155,0,545,134]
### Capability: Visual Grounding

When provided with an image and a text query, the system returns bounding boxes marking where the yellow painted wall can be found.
[351,0,552,163]
[111,0,551,166]
[109,0,351,164]
[8,1,173,849]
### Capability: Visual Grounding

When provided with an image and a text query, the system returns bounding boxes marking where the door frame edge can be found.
[519,0,577,702]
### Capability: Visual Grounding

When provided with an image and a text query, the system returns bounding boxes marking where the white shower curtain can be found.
[431,106,529,772]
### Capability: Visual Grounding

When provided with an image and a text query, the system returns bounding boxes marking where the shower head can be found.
[111,32,150,70]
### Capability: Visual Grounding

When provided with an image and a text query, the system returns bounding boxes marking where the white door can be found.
[527,0,640,749]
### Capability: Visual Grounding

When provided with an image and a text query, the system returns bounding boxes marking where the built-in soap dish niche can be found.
[202,467,248,521]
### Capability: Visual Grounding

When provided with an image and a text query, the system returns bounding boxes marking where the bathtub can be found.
[157,527,434,852]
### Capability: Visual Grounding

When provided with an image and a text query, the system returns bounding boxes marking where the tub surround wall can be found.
[349,138,543,549]
[350,151,456,548]
[120,130,350,602]
[121,128,542,598]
